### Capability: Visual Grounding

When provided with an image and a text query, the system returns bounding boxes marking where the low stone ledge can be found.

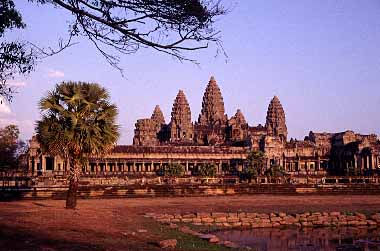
[147,211,380,229]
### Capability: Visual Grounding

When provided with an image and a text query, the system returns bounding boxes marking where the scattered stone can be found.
[137,229,147,233]
[221,241,239,248]
[159,239,177,249]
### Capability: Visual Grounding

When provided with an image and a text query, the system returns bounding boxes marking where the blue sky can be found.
[1,0,380,144]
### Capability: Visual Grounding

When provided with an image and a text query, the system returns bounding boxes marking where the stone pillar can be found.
[133,162,136,172]
[142,161,145,172]
[371,155,376,170]
[366,156,370,170]
[218,162,222,174]
[41,156,46,174]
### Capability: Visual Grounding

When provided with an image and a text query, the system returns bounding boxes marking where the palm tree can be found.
[36,82,119,209]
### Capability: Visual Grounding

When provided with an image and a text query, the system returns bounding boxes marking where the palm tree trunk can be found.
[66,159,79,209]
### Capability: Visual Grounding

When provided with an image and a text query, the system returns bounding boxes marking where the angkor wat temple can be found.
[28,77,380,176]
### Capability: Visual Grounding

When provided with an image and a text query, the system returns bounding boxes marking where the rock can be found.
[212,212,228,218]
[181,218,192,223]
[227,217,239,223]
[201,217,214,223]
[246,212,257,218]
[330,212,340,216]
[221,241,239,248]
[367,220,377,226]
[354,212,366,220]
[169,223,178,229]
[196,212,210,218]
[238,212,246,218]
[199,234,215,240]
[209,236,220,243]
[215,217,227,223]
[278,212,287,217]
[159,239,177,249]
[137,229,147,233]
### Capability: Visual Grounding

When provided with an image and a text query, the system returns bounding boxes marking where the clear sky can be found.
[1,0,380,144]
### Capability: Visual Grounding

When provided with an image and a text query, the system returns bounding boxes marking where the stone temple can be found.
[28,76,380,176]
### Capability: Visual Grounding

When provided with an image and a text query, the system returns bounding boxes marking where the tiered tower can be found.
[198,76,227,126]
[265,96,287,141]
[151,105,165,126]
[227,109,249,142]
[170,90,193,142]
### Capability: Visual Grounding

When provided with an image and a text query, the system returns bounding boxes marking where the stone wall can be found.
[3,183,380,201]
[148,211,380,229]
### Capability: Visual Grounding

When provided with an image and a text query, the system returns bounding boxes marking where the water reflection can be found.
[215,227,380,251]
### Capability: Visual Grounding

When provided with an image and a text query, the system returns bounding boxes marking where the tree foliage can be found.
[36,82,119,208]
[0,0,35,100]
[1,0,227,99]
[196,163,217,177]
[265,164,286,177]
[245,150,265,176]
[0,124,26,169]
[160,163,185,177]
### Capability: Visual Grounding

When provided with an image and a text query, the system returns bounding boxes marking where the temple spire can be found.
[151,105,165,125]
[198,76,227,125]
[170,90,193,141]
[265,95,287,141]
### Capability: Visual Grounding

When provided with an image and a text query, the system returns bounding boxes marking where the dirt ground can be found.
[1,195,380,251]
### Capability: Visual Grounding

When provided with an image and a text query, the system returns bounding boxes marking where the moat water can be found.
[214,227,380,251]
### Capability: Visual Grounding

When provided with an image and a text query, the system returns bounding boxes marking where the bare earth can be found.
[1,195,380,251]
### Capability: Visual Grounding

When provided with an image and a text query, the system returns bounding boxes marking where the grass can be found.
[146,219,238,251]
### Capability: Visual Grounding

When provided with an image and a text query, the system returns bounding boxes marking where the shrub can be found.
[197,163,217,177]
[265,164,286,177]
[159,163,185,177]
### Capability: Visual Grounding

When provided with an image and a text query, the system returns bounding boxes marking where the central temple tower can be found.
[194,76,228,145]
[198,76,228,126]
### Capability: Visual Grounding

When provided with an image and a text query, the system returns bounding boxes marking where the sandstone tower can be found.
[170,90,193,142]
[151,105,165,126]
[265,96,287,141]
[227,109,249,142]
[198,76,227,126]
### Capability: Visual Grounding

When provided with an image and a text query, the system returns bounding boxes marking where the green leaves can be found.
[36,81,120,163]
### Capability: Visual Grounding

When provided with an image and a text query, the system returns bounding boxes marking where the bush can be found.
[159,163,185,177]
[196,163,217,177]
[265,164,286,177]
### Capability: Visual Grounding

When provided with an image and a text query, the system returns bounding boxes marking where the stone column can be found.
[371,155,376,170]
[133,162,136,172]
[41,155,46,174]
[186,161,189,173]
[366,156,370,170]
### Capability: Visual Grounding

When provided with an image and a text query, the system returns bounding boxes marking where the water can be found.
[214,227,380,251]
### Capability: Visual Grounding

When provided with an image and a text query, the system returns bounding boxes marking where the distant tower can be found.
[151,105,165,126]
[265,96,287,141]
[227,109,249,142]
[170,90,193,142]
[198,76,227,126]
